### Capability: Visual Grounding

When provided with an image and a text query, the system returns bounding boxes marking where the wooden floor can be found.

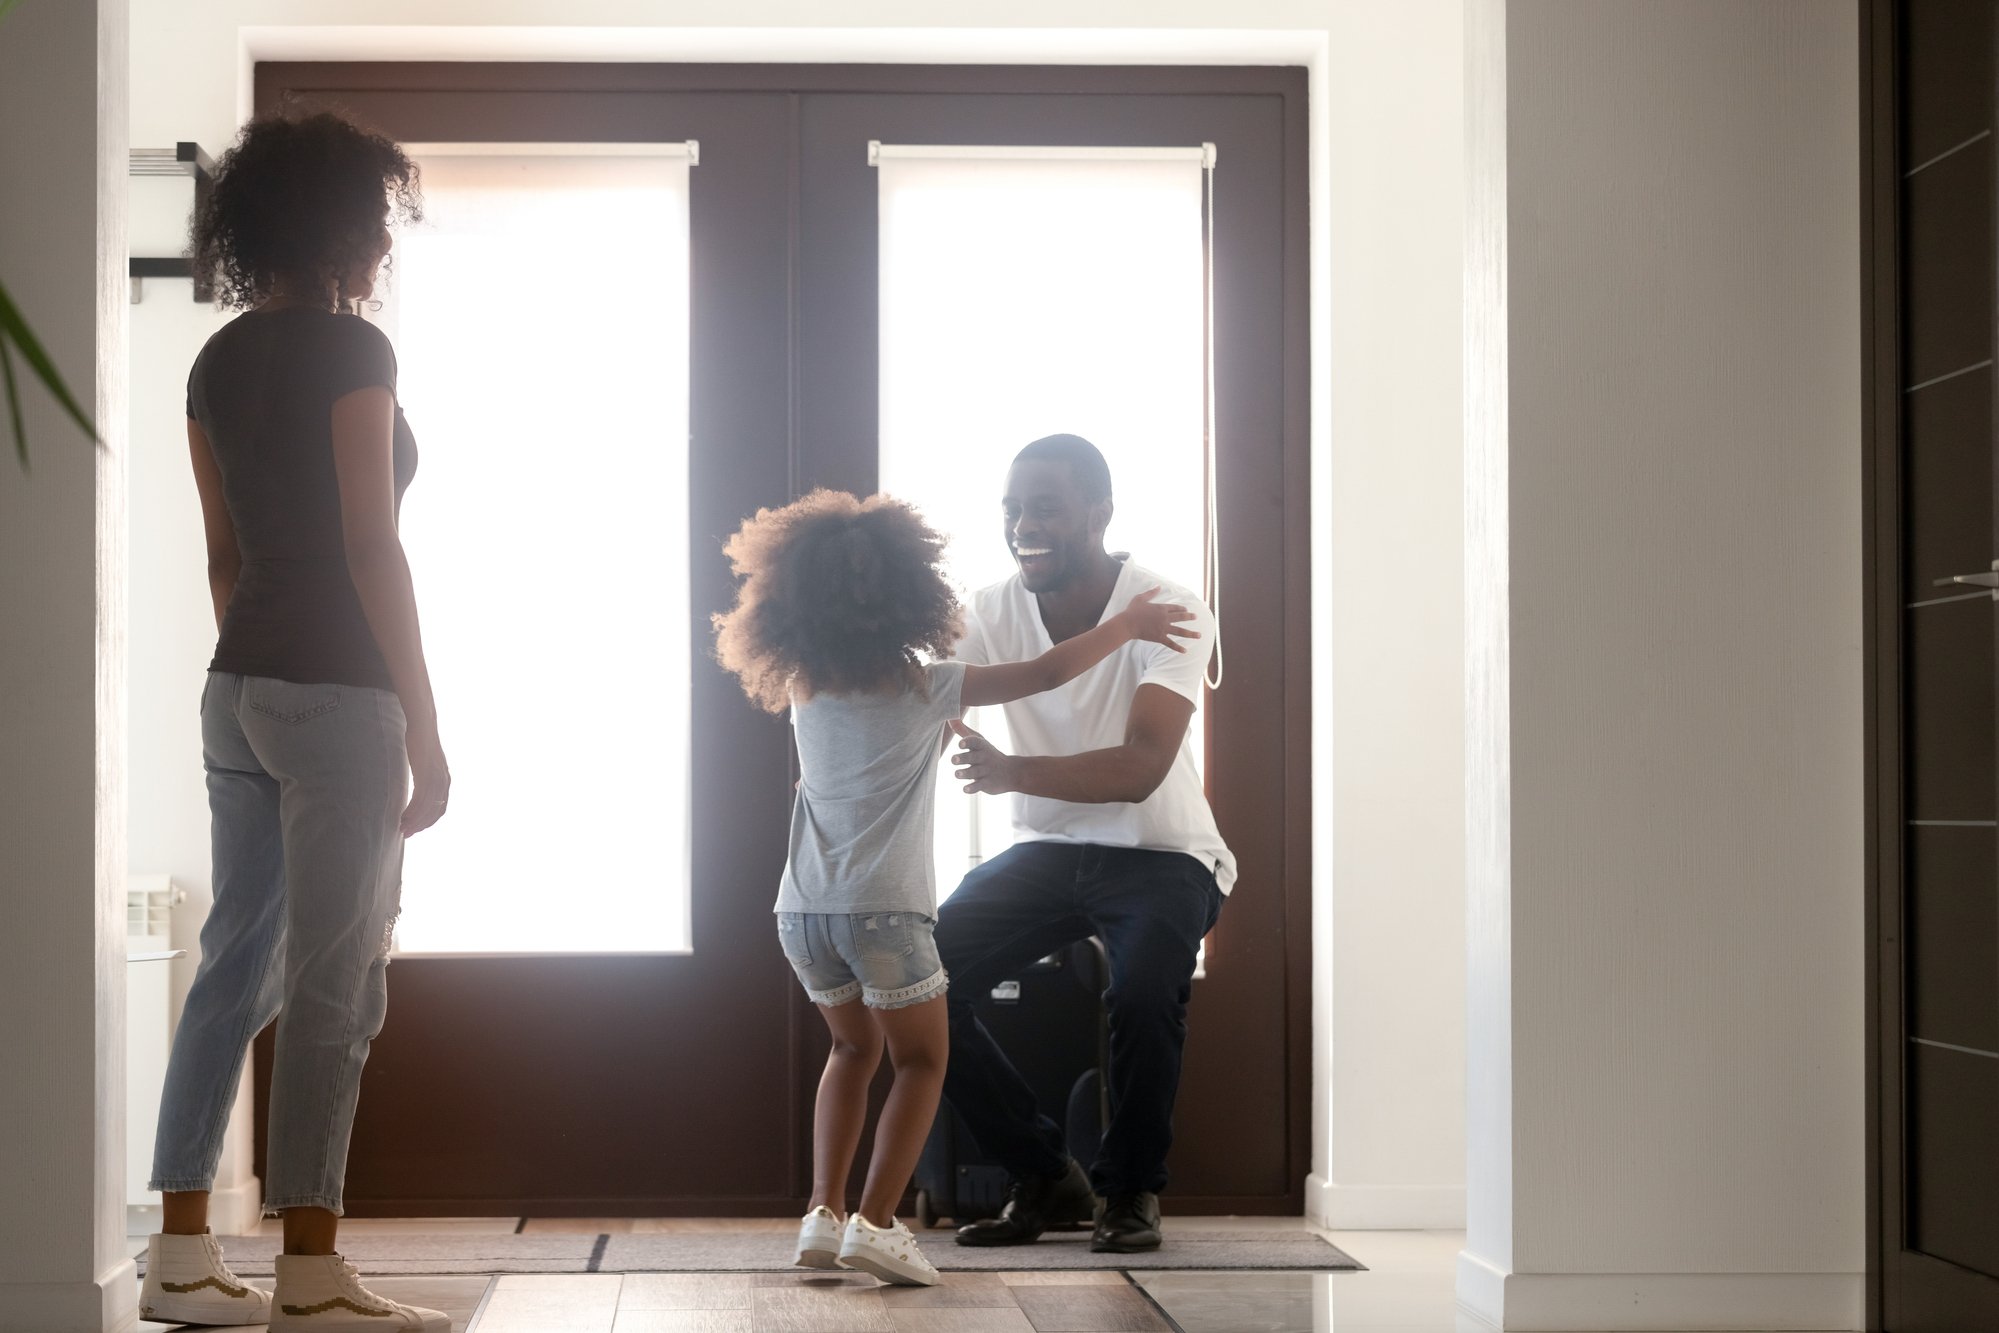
[476,1269,1172,1332]
[136,1220,1482,1332]
[484,1219,1173,1330]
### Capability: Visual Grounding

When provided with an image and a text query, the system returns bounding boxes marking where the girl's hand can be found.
[1118,586,1201,654]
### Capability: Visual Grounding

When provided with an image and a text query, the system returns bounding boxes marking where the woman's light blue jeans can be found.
[149,672,407,1215]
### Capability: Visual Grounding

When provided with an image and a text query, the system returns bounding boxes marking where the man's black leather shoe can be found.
[954,1159,1097,1246]
[1090,1191,1163,1253]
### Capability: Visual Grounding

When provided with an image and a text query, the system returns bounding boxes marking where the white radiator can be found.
[127,874,184,1216]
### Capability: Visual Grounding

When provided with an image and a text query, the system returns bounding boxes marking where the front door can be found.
[1868,2,1999,1326]
[250,62,1312,1217]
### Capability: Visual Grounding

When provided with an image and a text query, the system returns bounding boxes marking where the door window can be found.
[377,146,695,954]
[872,145,1212,896]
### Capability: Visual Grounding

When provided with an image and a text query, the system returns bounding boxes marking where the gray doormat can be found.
[142,1230,1362,1276]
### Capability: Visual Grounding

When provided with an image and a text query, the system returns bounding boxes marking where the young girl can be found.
[713,489,1198,1286]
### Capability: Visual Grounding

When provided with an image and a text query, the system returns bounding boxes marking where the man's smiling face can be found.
[1003,458,1112,594]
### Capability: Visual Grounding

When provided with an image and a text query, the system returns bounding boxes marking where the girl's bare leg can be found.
[812,998,885,1215]
[857,994,948,1228]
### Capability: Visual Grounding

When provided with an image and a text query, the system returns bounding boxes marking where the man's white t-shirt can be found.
[954,555,1237,895]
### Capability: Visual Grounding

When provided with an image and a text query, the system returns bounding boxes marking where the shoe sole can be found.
[952,1229,1046,1247]
[794,1245,843,1269]
[270,1315,448,1332]
[839,1248,939,1287]
[141,1296,271,1325]
[1089,1236,1163,1254]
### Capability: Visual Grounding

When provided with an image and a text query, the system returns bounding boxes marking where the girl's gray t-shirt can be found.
[776,661,968,917]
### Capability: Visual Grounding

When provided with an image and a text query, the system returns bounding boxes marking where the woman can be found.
[139,109,451,1333]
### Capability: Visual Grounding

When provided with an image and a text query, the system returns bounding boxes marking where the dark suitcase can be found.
[912,938,1108,1229]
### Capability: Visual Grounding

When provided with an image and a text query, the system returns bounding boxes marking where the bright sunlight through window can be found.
[873,146,1210,901]
[376,147,693,954]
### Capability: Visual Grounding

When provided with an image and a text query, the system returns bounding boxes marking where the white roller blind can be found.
[376,147,693,954]
[874,145,1211,893]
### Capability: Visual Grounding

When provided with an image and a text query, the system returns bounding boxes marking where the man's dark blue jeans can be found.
[934,841,1225,1199]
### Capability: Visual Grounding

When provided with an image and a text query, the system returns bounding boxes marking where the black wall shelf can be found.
[128,141,212,302]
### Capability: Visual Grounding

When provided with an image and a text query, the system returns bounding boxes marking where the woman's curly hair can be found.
[714,490,965,713]
[191,107,421,310]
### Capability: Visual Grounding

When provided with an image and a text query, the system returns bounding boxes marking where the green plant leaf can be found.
[0,331,24,470]
[0,280,101,448]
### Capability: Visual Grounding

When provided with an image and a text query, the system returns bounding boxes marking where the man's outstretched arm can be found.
[950,684,1195,805]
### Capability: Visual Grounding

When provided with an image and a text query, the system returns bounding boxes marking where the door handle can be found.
[1934,559,1999,590]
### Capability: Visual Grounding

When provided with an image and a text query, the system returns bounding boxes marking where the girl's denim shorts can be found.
[776,911,949,1009]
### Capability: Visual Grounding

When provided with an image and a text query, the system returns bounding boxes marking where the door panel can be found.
[1901,148,1993,385]
[252,63,1310,1215]
[792,89,1303,1204]
[1870,2,1999,1325]
[1908,1042,1999,1274]
[1906,826,1999,1050]
[1901,0,1993,164]
[251,85,809,1214]
[1904,603,1994,820]
[1904,370,1991,590]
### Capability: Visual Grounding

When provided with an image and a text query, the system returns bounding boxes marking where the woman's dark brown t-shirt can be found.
[186,307,419,691]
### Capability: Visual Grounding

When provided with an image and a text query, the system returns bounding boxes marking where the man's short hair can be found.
[1014,434,1113,504]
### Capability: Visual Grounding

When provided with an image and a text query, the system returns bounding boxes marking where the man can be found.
[939,433,1234,1254]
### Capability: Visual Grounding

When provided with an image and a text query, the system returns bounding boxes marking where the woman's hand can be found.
[402,729,452,837]
[1117,586,1201,654]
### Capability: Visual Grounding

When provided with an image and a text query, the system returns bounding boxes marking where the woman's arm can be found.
[330,386,450,836]
[958,587,1197,709]
[186,418,240,632]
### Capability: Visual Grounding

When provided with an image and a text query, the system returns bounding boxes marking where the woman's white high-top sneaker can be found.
[795,1205,845,1269]
[837,1213,940,1286]
[139,1231,273,1326]
[268,1254,450,1331]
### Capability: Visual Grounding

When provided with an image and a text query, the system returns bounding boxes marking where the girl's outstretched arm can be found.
[958,587,1199,708]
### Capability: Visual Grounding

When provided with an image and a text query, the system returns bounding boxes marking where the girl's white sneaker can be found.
[837,1213,940,1286]
[268,1254,449,1331]
[139,1231,273,1326]
[795,1205,846,1269]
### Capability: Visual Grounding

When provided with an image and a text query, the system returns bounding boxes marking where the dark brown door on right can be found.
[1873,1,1999,1326]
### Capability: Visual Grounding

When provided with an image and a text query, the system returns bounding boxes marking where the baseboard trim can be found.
[1457,1247,1508,1327]
[1454,1254,1864,1331]
[338,1192,1303,1218]
[0,1256,139,1333]
[1304,1173,1466,1229]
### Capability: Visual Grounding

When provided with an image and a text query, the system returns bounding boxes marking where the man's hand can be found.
[950,720,1020,795]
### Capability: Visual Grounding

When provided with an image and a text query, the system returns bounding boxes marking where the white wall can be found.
[123,196,257,1229]
[1462,2,1863,1329]
[1461,0,1514,1282]
[126,173,229,936]
[0,0,135,1328]
[126,0,1475,1229]
[1319,0,1469,1229]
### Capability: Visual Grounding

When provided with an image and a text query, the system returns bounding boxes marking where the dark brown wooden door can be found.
[788,87,1304,1210]
[250,82,807,1216]
[1868,2,1999,1325]
[253,63,1309,1217]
